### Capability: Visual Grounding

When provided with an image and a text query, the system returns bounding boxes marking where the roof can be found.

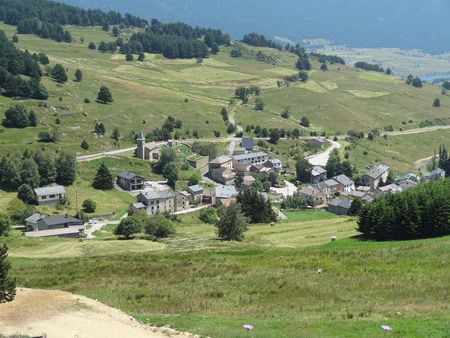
[268,159,282,165]
[397,172,418,181]
[117,172,142,180]
[188,185,204,193]
[140,189,176,200]
[311,182,330,191]
[356,186,371,192]
[364,164,390,179]
[233,152,268,161]
[329,199,352,209]
[179,191,191,197]
[243,175,256,183]
[210,155,232,165]
[333,175,354,186]
[39,215,83,226]
[398,179,418,190]
[25,213,44,223]
[311,166,327,176]
[324,179,339,187]
[132,202,146,209]
[379,184,402,193]
[34,186,65,197]
[242,137,254,149]
[298,186,323,197]
[426,168,446,178]
[215,185,238,199]
[342,190,366,198]
[25,226,85,238]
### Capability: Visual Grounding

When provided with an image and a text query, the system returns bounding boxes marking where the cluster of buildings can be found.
[208,138,282,185]
[295,163,447,215]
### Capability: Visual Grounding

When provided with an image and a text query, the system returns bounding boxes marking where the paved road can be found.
[305,140,342,167]
[270,180,298,198]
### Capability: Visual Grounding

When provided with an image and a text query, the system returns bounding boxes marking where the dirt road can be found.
[0,288,198,338]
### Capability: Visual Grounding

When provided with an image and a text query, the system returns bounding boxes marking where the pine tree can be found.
[97,86,113,104]
[0,244,16,303]
[236,187,277,223]
[81,139,89,150]
[51,64,68,83]
[0,213,10,237]
[20,158,40,188]
[74,68,83,82]
[55,152,76,186]
[92,163,114,190]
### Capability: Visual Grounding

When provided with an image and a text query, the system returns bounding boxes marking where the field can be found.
[4,209,449,337]
[344,129,450,174]
[0,22,449,157]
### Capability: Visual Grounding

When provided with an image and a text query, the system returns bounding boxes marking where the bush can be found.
[0,213,11,236]
[114,215,144,239]
[82,199,97,213]
[215,203,248,241]
[145,214,176,238]
[199,208,217,224]
[17,184,35,204]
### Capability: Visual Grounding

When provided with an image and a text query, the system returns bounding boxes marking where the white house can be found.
[34,186,65,205]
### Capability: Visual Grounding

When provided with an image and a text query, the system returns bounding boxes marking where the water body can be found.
[421,73,450,83]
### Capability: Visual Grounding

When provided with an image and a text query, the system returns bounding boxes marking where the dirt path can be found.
[0,288,198,338]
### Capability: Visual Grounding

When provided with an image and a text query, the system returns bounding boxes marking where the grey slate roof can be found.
[25,213,44,223]
[34,186,65,197]
[117,172,140,180]
[324,179,339,187]
[188,185,204,193]
[329,198,352,209]
[39,215,83,226]
[140,189,176,200]
[364,164,390,179]
[215,186,238,199]
[311,166,327,176]
[210,155,232,165]
[132,202,146,209]
[333,175,354,186]
[233,152,268,161]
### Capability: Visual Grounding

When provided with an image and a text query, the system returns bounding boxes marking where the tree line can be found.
[242,32,282,50]
[0,30,48,99]
[439,145,450,177]
[354,62,384,73]
[119,19,230,59]
[0,0,146,43]
[310,53,346,65]
[0,150,76,193]
[358,179,450,241]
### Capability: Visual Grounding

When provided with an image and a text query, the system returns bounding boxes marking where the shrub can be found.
[199,208,217,224]
[145,214,176,238]
[82,199,97,213]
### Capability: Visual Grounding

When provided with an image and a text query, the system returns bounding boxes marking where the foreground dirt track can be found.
[0,288,197,338]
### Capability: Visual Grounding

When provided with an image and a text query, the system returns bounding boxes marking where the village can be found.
[20,133,447,239]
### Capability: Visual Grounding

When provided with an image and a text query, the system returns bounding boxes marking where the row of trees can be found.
[357,179,450,240]
[354,62,384,73]
[0,30,48,99]
[0,150,76,192]
[310,53,345,65]
[241,32,282,50]
[235,86,261,103]
[406,75,423,88]
[17,18,72,43]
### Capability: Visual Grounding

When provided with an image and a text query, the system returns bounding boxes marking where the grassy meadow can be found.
[0,22,449,157]
[3,209,449,337]
[344,129,450,174]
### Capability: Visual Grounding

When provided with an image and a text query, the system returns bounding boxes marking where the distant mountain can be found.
[61,0,450,54]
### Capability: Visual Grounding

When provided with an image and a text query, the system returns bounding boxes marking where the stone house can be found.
[327,199,352,216]
[297,186,327,206]
[310,166,327,184]
[187,185,204,203]
[362,164,390,189]
[116,172,145,191]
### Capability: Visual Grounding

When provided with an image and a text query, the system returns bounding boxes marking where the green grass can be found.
[283,209,339,222]
[346,129,450,174]
[6,232,449,337]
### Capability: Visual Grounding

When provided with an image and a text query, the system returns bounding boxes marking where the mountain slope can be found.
[61,0,450,53]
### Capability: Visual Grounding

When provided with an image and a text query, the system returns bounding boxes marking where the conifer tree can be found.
[92,163,114,190]
[0,244,16,303]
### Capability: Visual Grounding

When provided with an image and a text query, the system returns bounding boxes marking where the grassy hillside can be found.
[4,211,449,337]
[0,22,449,157]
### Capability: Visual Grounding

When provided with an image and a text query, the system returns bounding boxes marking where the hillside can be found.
[61,0,450,54]
[3,212,450,337]
[0,21,449,159]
